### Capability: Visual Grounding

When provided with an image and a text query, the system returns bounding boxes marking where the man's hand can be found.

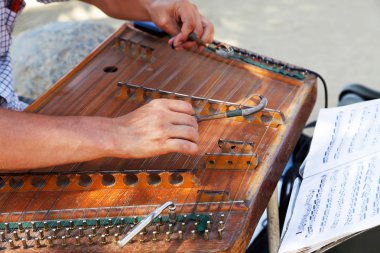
[0,99,198,169]
[110,99,199,158]
[148,0,214,50]
[83,0,214,50]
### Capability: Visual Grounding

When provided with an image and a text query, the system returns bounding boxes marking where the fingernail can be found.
[170,41,175,50]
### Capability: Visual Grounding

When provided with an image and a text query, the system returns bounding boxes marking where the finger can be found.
[168,112,198,128]
[165,138,199,155]
[178,41,197,50]
[159,99,195,115]
[192,11,204,39]
[200,17,214,44]
[160,21,181,36]
[168,125,199,142]
[173,8,197,47]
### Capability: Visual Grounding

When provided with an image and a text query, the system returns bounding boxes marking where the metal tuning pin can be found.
[183,214,188,223]
[220,214,225,222]
[61,236,67,247]
[21,238,28,249]
[69,220,74,230]
[65,228,71,238]
[38,229,44,240]
[96,219,101,229]
[57,220,62,230]
[209,213,214,223]
[218,229,223,240]
[18,222,24,233]
[75,236,81,246]
[4,222,10,233]
[25,229,31,240]
[196,214,200,222]
[12,231,19,241]
[79,227,84,237]
[116,225,123,234]
[88,234,94,245]
[206,220,211,230]
[155,223,160,234]
[118,202,175,248]
[218,221,225,230]
[0,231,5,241]
[91,226,97,235]
[165,231,171,242]
[181,222,186,231]
[43,221,49,231]
[168,223,173,234]
[104,226,110,236]
[133,216,138,225]
[82,220,88,229]
[8,239,16,249]
[31,221,36,232]
[191,230,196,240]
[101,234,107,245]
[120,218,125,227]
[168,205,176,224]
[52,228,58,239]
[139,232,145,243]
[34,238,42,248]
[158,215,163,226]
[152,231,158,242]
[194,222,199,230]
[47,236,54,247]
[204,230,209,240]
[108,218,113,228]
[178,230,183,240]
[114,233,120,243]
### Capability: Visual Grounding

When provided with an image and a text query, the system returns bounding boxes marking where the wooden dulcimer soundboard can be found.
[0,24,316,252]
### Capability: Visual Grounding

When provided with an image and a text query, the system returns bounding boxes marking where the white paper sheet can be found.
[279,99,380,253]
[304,99,380,178]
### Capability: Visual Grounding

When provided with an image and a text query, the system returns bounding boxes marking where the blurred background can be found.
[12,1,380,252]
[14,0,380,122]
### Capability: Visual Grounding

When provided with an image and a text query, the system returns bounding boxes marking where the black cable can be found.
[288,67,329,109]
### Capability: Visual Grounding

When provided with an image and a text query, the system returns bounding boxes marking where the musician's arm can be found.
[81,0,214,50]
[0,99,198,170]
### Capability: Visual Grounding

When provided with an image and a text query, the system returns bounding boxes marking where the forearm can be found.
[0,109,113,170]
[81,0,153,21]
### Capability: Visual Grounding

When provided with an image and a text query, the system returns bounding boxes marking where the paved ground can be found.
[14,0,380,122]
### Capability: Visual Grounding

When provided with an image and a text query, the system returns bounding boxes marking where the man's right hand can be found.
[0,99,198,170]
[109,99,199,159]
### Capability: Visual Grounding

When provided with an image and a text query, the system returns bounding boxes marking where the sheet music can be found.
[304,99,380,178]
[279,99,380,253]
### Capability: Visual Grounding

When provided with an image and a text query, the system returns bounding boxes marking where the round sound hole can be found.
[31,176,46,188]
[103,66,118,73]
[102,174,116,187]
[147,174,161,186]
[124,174,138,186]
[56,175,70,188]
[78,174,92,187]
[169,173,184,186]
[10,177,24,189]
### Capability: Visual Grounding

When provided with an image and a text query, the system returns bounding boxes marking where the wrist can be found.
[81,116,117,159]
